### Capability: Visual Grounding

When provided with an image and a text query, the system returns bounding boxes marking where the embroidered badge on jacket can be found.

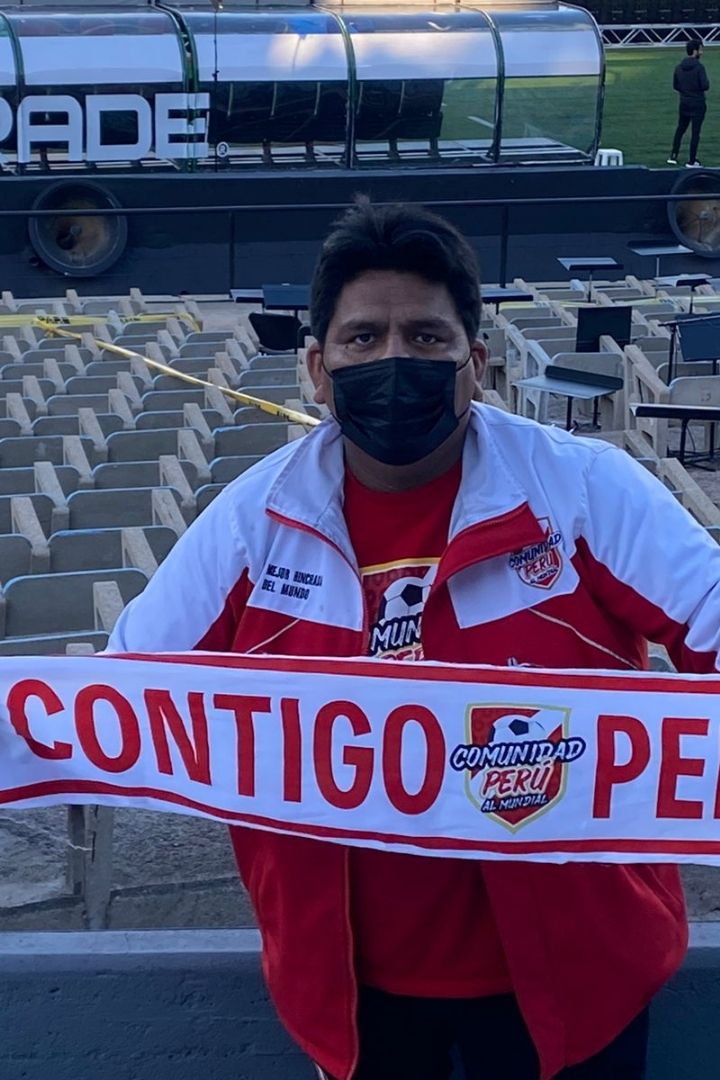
[508,518,563,590]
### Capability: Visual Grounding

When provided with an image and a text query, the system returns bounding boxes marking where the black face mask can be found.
[330,355,470,466]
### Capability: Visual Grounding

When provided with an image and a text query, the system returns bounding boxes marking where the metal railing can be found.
[602,22,720,46]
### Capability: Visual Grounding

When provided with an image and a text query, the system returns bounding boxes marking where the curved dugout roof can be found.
[0,4,605,167]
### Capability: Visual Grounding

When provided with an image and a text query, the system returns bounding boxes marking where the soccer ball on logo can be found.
[378,576,431,624]
[490,714,546,744]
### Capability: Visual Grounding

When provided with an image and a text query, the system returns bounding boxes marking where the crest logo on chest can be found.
[508,517,563,590]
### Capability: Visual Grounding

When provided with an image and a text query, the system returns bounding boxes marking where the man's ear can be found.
[306,341,328,405]
[471,339,488,387]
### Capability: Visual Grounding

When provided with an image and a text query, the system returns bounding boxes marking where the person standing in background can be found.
[668,38,709,167]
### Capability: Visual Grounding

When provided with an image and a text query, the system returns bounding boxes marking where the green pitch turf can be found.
[603,46,720,168]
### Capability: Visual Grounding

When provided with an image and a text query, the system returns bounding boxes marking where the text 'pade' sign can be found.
[0,94,211,164]
[5,652,720,863]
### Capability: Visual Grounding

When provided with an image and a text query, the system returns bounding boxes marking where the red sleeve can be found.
[580,446,720,674]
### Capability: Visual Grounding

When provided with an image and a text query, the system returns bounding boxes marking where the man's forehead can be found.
[334,271,457,316]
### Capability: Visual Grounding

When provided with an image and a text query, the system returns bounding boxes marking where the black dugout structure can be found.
[0,0,715,291]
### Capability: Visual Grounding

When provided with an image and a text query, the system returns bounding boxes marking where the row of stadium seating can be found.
[0,296,318,654]
[1,282,720,657]
[494,276,720,458]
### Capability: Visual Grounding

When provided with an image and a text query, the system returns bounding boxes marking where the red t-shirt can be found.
[343,462,512,998]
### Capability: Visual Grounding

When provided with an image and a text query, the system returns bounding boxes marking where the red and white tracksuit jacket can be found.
[110,404,720,1080]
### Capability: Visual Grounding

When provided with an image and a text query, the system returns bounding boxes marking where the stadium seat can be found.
[141,389,206,412]
[47,394,113,416]
[633,337,671,366]
[210,456,264,484]
[49,526,177,574]
[627,352,720,458]
[66,374,144,396]
[66,486,185,531]
[0,464,80,498]
[84,360,140,379]
[521,345,622,422]
[35,340,93,361]
[0,492,59,536]
[92,459,199,492]
[106,429,190,463]
[76,299,135,317]
[195,484,225,513]
[166,358,229,379]
[33,414,124,439]
[239,369,299,388]
[0,377,54,402]
[0,630,109,656]
[177,343,223,359]
[214,424,289,457]
[0,567,147,638]
[232,406,290,424]
[182,331,232,347]
[0,395,37,423]
[135,409,225,432]
[0,361,78,383]
[507,316,566,332]
[236,384,301,405]
[511,325,577,345]
[596,287,646,302]
[0,534,32,583]
[247,353,298,370]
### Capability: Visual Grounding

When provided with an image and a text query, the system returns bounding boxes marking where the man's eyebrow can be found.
[335,318,383,333]
[336,316,455,333]
[404,317,455,330]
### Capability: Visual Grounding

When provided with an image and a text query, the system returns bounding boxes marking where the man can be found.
[668,38,709,167]
[110,202,720,1079]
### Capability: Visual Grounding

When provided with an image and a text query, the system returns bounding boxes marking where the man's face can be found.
[307,269,486,420]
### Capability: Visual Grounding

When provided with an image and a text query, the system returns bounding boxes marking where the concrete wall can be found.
[0,925,717,1080]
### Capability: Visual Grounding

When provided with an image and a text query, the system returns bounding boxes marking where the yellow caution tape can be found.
[36,319,321,429]
[0,311,200,330]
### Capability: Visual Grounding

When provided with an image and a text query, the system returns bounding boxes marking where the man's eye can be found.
[352,332,375,345]
[416,333,440,345]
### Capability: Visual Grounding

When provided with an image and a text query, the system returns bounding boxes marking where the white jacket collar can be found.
[265,405,531,563]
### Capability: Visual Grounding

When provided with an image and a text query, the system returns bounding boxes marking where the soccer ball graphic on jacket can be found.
[378,575,431,624]
[490,714,546,744]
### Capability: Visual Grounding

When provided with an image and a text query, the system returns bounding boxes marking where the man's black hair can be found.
[310,199,481,344]
[687,38,702,55]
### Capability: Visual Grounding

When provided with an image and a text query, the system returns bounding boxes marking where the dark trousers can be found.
[321,987,649,1079]
[671,106,706,163]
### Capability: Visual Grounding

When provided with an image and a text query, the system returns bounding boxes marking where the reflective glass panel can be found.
[0,16,15,88]
[492,7,603,162]
[183,10,348,168]
[5,9,188,168]
[344,10,498,166]
[11,11,184,87]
